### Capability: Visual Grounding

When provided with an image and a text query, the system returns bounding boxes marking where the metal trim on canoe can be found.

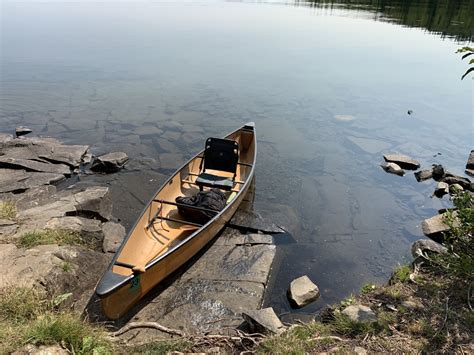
[96,122,256,298]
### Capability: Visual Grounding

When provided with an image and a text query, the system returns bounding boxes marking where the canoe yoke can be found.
[196,137,239,191]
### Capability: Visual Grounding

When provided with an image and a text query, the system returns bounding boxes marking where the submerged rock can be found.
[383,154,420,170]
[381,162,405,176]
[90,152,128,173]
[15,126,33,137]
[341,305,376,322]
[288,275,320,308]
[242,307,286,335]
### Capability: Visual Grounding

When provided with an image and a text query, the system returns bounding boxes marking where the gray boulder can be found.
[242,307,286,335]
[421,212,458,237]
[381,162,405,176]
[0,169,65,194]
[434,182,449,197]
[383,154,420,170]
[0,156,71,175]
[341,305,376,322]
[71,186,113,220]
[102,221,126,253]
[288,275,320,308]
[411,239,448,258]
[15,126,33,137]
[91,152,128,173]
[414,169,432,182]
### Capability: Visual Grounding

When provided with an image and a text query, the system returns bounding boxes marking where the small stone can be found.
[449,183,464,195]
[102,221,126,253]
[381,162,405,176]
[288,275,320,308]
[242,307,286,335]
[434,182,449,197]
[466,150,474,170]
[15,126,33,137]
[383,154,420,170]
[466,169,474,177]
[341,305,376,322]
[432,164,445,181]
[90,152,128,173]
[414,169,432,182]
[411,239,448,258]
[354,346,368,355]
[441,174,471,190]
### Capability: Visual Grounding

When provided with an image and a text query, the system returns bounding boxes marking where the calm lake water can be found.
[1,0,473,316]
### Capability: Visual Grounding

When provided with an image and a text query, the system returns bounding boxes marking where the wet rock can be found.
[434,182,449,197]
[102,221,126,253]
[440,174,471,190]
[0,157,71,175]
[229,209,284,234]
[449,183,464,195]
[15,126,33,137]
[161,121,184,132]
[381,162,405,176]
[383,154,420,170]
[432,164,445,181]
[288,275,320,308]
[155,138,179,153]
[90,152,128,173]
[159,153,184,169]
[411,239,448,258]
[466,150,474,170]
[0,169,65,194]
[242,307,286,335]
[341,305,376,322]
[421,212,458,237]
[133,125,163,136]
[414,169,432,182]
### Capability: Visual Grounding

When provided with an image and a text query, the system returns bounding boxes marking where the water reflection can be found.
[296,0,474,41]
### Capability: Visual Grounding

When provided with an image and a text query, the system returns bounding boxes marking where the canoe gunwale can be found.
[96,123,256,298]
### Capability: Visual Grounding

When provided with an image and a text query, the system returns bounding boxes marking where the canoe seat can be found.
[196,137,238,191]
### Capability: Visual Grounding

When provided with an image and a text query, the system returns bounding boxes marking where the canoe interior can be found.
[111,126,255,277]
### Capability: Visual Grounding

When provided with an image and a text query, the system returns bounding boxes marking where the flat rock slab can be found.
[0,156,71,175]
[0,169,65,194]
[421,212,458,237]
[118,227,276,341]
[383,154,420,170]
[229,209,284,234]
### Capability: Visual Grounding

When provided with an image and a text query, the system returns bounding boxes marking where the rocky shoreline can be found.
[0,129,280,353]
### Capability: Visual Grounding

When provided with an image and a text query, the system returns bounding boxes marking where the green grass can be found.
[361,283,377,294]
[331,313,381,337]
[18,229,85,248]
[0,199,17,220]
[0,287,113,354]
[391,264,411,283]
[62,262,72,273]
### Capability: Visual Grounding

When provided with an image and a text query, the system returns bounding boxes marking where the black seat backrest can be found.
[202,138,239,175]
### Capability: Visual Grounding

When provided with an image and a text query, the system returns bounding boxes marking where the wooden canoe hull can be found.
[100,179,250,319]
[96,123,256,320]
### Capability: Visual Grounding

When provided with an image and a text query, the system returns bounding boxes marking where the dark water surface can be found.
[1,0,472,316]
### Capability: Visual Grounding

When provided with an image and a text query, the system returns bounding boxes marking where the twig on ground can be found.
[468,283,472,311]
[111,321,184,337]
[309,335,345,342]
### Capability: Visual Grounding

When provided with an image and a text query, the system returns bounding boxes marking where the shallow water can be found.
[1,0,473,316]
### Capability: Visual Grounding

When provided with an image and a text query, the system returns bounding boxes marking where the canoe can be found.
[95,122,256,319]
